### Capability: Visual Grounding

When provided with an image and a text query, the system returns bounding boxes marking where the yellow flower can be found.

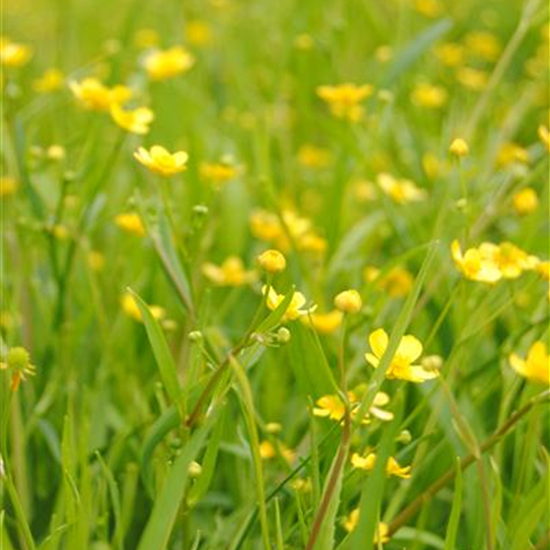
[115,212,146,237]
[313,391,394,423]
[365,328,439,383]
[0,346,36,391]
[435,42,465,67]
[33,68,64,93]
[144,46,195,81]
[317,83,374,122]
[88,251,105,272]
[451,240,502,283]
[0,176,18,198]
[69,77,132,111]
[496,142,529,167]
[301,310,343,335]
[464,31,502,62]
[344,509,390,543]
[334,289,363,314]
[257,249,286,274]
[259,440,295,463]
[509,342,549,385]
[294,33,314,50]
[413,0,443,18]
[185,20,213,47]
[110,104,154,134]
[351,452,412,479]
[449,138,469,158]
[200,159,239,186]
[411,83,447,108]
[512,187,539,216]
[297,144,332,169]
[538,125,550,153]
[263,286,315,321]
[480,242,539,279]
[201,256,256,286]
[456,67,488,91]
[121,292,165,322]
[0,37,32,67]
[377,266,414,298]
[377,172,427,204]
[134,145,188,176]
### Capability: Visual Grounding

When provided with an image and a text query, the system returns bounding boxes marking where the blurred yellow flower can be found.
[378,266,414,298]
[257,249,286,274]
[377,172,427,204]
[435,42,464,67]
[263,286,316,321]
[301,310,343,335]
[365,328,439,383]
[456,67,489,91]
[202,256,256,286]
[449,138,469,158]
[464,31,502,62]
[413,0,443,18]
[259,440,295,463]
[69,77,132,111]
[411,83,447,108]
[512,187,539,216]
[110,104,154,134]
[344,509,390,543]
[496,142,529,167]
[334,289,363,314]
[144,46,195,81]
[0,36,32,67]
[88,251,105,272]
[479,242,539,279]
[0,176,18,198]
[200,159,239,186]
[313,390,394,423]
[351,452,412,479]
[134,145,188,176]
[451,240,502,283]
[115,212,146,237]
[133,28,159,49]
[538,125,550,152]
[294,33,314,50]
[509,341,549,385]
[33,68,64,93]
[185,20,213,47]
[121,292,165,322]
[0,346,36,391]
[297,144,332,169]
[317,83,374,122]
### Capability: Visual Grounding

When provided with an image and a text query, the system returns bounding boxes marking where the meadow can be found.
[1,0,549,549]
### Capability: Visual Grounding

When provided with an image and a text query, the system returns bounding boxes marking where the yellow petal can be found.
[369,328,388,359]
[398,335,423,362]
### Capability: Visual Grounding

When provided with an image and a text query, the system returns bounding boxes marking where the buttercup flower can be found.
[449,138,469,157]
[509,342,550,385]
[33,68,64,93]
[313,390,394,423]
[263,286,316,321]
[121,292,165,322]
[69,77,132,111]
[538,125,550,152]
[377,173,427,204]
[202,256,256,286]
[0,346,36,391]
[317,83,373,122]
[110,104,154,134]
[365,328,439,383]
[200,158,239,186]
[334,289,363,314]
[512,188,539,216]
[259,440,295,463]
[451,240,502,283]
[497,142,529,167]
[301,310,343,335]
[115,212,146,237]
[0,37,32,67]
[343,509,390,543]
[297,144,332,169]
[479,242,539,279]
[257,249,286,274]
[0,177,18,198]
[134,145,188,176]
[411,83,447,108]
[143,46,195,81]
[351,452,412,479]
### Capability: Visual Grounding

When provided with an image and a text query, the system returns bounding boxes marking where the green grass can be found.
[1,0,549,549]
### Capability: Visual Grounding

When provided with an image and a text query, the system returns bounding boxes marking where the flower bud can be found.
[449,138,469,157]
[188,460,203,478]
[257,249,286,274]
[334,289,362,314]
[277,326,291,344]
[188,330,203,343]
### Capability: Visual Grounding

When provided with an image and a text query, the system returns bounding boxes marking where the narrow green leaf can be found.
[444,458,463,550]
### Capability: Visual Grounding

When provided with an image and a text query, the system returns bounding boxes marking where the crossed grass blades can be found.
[1,0,549,549]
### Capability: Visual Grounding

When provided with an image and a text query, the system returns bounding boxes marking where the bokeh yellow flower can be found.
[185,20,213,47]
[134,145,188,176]
[202,256,256,286]
[334,289,363,314]
[377,172,427,204]
[110,104,154,134]
[317,83,374,122]
[257,249,286,274]
[509,341,549,385]
[451,240,502,283]
[0,176,18,198]
[69,77,132,111]
[301,310,343,335]
[121,292,165,322]
[512,188,538,216]
[115,212,146,237]
[263,286,316,321]
[411,83,447,108]
[351,452,412,479]
[297,144,332,169]
[200,158,239,186]
[0,36,32,67]
[33,68,64,93]
[144,46,195,81]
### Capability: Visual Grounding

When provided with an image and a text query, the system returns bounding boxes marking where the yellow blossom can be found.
[377,172,427,204]
[0,37,32,67]
[334,289,362,314]
[435,42,465,67]
[0,346,36,391]
[200,159,239,186]
[115,212,146,237]
[301,310,343,335]
[375,45,393,63]
[110,104,154,134]
[259,440,295,463]
[134,145,188,176]
[411,83,447,108]
[344,509,390,543]
[257,249,286,274]
[509,342,549,385]
[313,390,394,423]
[121,292,165,322]
[456,67,489,91]
[464,31,502,62]
[538,125,550,152]
[297,144,332,169]
[512,187,539,216]
[479,242,539,279]
[351,452,412,479]
[201,256,256,286]
[263,286,315,321]
[185,20,213,47]
[317,83,374,122]
[33,68,64,93]
[0,176,18,198]
[144,46,195,81]
[449,138,469,158]
[365,328,439,383]
[413,0,443,18]
[353,179,378,202]
[69,77,132,111]
[378,266,414,298]
[451,240,502,283]
[496,142,529,167]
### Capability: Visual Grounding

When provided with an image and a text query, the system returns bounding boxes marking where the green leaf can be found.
[444,458,463,550]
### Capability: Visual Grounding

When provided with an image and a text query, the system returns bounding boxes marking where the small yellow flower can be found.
[512,187,539,216]
[263,286,315,321]
[185,20,213,47]
[297,144,332,169]
[317,83,374,122]
[201,256,256,286]
[69,77,132,111]
[144,46,195,81]
[464,31,501,62]
[110,104,154,135]
[372,266,414,298]
[480,242,539,279]
[121,292,165,322]
[313,391,393,423]
[33,68,64,93]
[435,42,464,67]
[259,440,295,463]
[456,67,488,91]
[200,159,239,186]
[449,138,469,158]
[334,289,362,314]
[0,346,36,391]
[134,145,188,176]
[377,172,427,204]
[496,142,529,167]
[538,125,550,153]
[351,452,412,479]
[257,249,286,274]
[115,212,146,237]
[88,251,105,272]
[301,310,343,335]
[411,83,447,109]
[451,240,502,283]
[509,342,549,385]
[344,509,390,543]
[365,328,439,383]
[413,0,443,18]
[0,37,32,67]
[0,176,18,198]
